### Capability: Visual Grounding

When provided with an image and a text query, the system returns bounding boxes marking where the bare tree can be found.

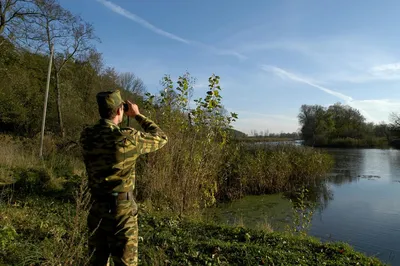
[118,72,146,96]
[0,0,37,45]
[389,112,400,129]
[19,0,98,137]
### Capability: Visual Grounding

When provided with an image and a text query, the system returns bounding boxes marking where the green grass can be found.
[203,194,292,231]
[0,133,334,214]
[140,211,385,266]
[0,196,385,266]
[0,134,382,265]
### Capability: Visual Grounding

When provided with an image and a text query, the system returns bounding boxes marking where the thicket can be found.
[0,31,334,213]
[298,103,396,148]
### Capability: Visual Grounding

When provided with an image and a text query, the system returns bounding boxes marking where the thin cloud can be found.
[96,0,190,44]
[96,0,247,60]
[235,36,399,84]
[261,65,385,122]
[261,65,353,102]
[366,62,400,81]
[371,62,400,73]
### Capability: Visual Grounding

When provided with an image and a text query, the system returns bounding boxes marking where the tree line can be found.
[298,103,400,148]
[0,0,148,140]
[249,130,300,139]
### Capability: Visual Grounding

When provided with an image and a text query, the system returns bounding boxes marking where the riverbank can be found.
[234,137,295,143]
[0,195,385,265]
[304,137,390,149]
[3,134,375,264]
[0,134,333,210]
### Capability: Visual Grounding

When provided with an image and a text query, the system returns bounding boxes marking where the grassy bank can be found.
[0,134,384,265]
[234,137,294,143]
[0,134,333,213]
[305,137,389,149]
[0,196,385,266]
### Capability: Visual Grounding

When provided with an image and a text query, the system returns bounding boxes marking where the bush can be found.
[217,144,333,201]
[0,225,18,253]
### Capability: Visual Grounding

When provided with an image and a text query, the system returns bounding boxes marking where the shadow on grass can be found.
[1,166,84,203]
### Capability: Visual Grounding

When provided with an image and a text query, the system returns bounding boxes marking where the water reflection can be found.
[310,148,400,265]
[283,180,333,212]
[325,148,400,185]
[323,148,365,185]
[207,148,400,265]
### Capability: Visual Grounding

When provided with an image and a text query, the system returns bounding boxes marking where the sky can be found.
[59,0,400,134]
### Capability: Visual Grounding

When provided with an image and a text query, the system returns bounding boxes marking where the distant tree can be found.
[390,112,400,129]
[297,102,397,147]
[327,103,365,139]
[388,112,400,138]
[118,72,146,96]
[298,104,336,145]
[374,122,390,141]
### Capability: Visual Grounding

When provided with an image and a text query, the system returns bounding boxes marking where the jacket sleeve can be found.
[133,114,168,154]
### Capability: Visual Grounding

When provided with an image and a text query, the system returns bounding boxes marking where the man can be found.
[80,90,168,266]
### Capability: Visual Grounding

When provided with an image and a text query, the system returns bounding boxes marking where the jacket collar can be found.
[100,119,120,129]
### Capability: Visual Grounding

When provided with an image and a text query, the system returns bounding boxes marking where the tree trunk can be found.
[0,1,5,35]
[55,71,65,138]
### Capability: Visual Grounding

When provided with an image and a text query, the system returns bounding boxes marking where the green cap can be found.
[96,90,124,110]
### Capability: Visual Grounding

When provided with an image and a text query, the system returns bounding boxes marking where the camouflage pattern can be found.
[80,113,168,266]
[87,197,139,265]
[96,90,125,110]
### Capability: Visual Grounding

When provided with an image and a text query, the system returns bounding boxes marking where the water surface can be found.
[311,148,400,264]
[208,148,400,265]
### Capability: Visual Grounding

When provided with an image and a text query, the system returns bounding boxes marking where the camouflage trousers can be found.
[87,196,138,266]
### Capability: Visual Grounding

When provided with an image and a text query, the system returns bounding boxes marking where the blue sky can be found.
[59,0,400,134]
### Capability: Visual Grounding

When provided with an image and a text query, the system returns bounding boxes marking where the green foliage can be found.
[286,187,316,236]
[0,39,49,135]
[137,73,239,214]
[191,74,237,145]
[0,1,385,264]
[0,194,90,266]
[0,37,139,140]
[0,225,18,253]
[217,144,333,201]
[0,33,334,217]
[0,0,332,216]
[298,103,392,148]
[139,210,384,266]
[0,197,385,265]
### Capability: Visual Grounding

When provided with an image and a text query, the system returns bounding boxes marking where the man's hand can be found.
[125,100,140,117]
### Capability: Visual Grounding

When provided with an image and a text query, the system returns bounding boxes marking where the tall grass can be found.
[1,133,333,212]
[0,181,91,265]
[217,143,333,201]
[136,129,224,214]
[0,134,334,265]
[0,134,84,203]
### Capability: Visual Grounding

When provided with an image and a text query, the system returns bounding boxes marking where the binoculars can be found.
[123,103,129,112]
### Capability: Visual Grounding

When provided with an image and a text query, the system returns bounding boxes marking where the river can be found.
[206,148,400,265]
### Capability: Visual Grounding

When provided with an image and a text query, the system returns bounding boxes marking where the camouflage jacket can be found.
[80,114,168,196]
